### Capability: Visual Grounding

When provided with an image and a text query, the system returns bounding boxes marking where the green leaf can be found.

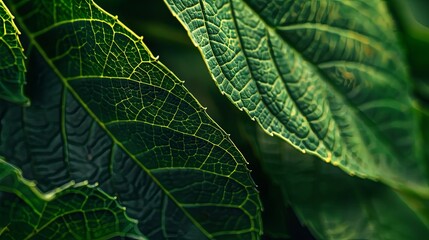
[0,1,28,104]
[253,128,429,239]
[0,0,261,238]
[164,0,428,192]
[0,158,144,239]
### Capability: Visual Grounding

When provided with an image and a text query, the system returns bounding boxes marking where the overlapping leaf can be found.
[0,159,143,239]
[0,0,262,238]
[0,1,27,104]
[164,0,428,193]
[253,127,429,239]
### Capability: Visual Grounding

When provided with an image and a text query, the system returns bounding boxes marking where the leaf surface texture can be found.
[0,0,262,238]
[0,159,144,239]
[164,0,428,192]
[0,1,27,104]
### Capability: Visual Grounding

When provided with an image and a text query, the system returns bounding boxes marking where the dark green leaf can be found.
[0,1,27,104]
[0,0,262,238]
[0,158,143,239]
[164,0,429,194]
[254,128,429,239]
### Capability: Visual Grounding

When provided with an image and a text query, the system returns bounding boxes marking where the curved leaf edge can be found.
[7,0,263,238]
[0,157,145,239]
[162,0,429,199]
[0,1,29,105]
[249,127,429,239]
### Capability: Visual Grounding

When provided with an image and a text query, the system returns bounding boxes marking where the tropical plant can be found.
[0,0,428,239]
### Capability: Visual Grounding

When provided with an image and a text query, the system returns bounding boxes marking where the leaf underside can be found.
[0,0,262,239]
[0,1,28,104]
[164,0,428,192]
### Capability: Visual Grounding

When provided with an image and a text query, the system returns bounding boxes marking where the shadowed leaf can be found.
[253,128,429,239]
[0,0,262,238]
[0,1,27,104]
[0,159,144,239]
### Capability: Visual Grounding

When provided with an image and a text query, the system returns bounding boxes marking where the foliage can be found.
[0,158,143,239]
[0,0,428,239]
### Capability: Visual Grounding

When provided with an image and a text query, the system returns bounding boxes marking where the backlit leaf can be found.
[0,0,262,238]
[0,1,27,104]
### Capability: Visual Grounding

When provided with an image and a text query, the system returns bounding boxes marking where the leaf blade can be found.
[0,158,144,240]
[2,0,262,238]
[0,1,27,104]
[164,0,428,192]
[253,128,429,240]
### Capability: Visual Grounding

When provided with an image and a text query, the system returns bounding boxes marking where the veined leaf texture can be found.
[1,0,428,239]
[164,0,429,194]
[0,0,27,104]
[0,0,262,239]
[0,159,144,239]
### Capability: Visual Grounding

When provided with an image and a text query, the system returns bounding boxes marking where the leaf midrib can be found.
[8,2,214,238]
[236,0,408,165]
[224,0,341,161]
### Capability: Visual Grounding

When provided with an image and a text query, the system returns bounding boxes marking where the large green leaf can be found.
[0,1,27,104]
[252,127,429,239]
[0,0,261,238]
[0,158,143,239]
[164,0,428,192]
